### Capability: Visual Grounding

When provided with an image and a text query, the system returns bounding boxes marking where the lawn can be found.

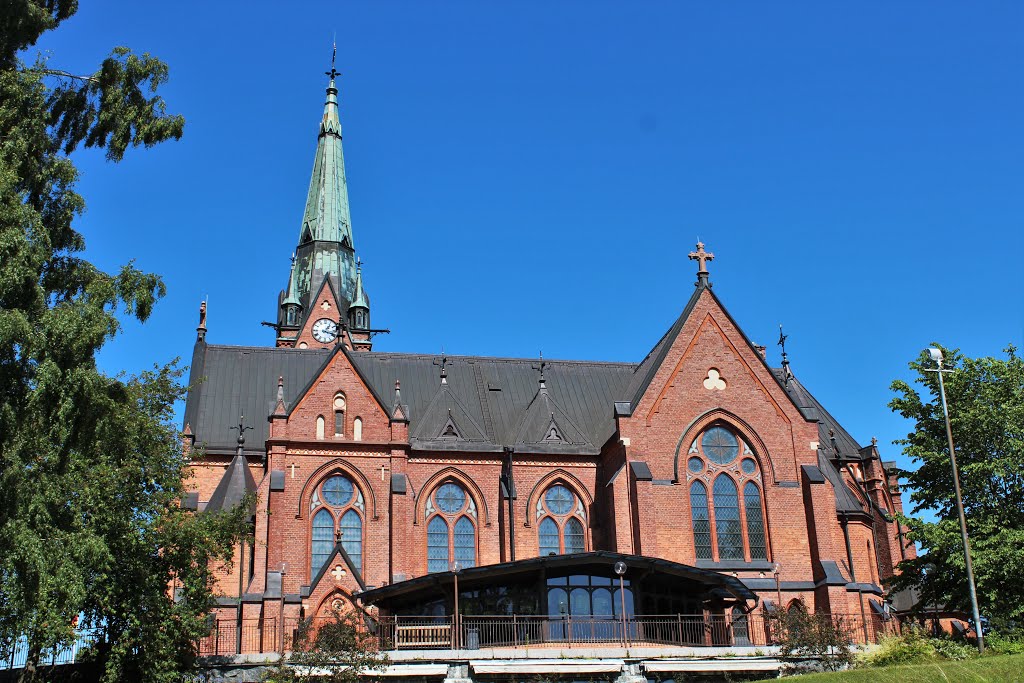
[782,654,1024,682]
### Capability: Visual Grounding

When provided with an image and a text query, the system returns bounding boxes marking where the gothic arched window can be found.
[309,474,364,578]
[425,482,477,573]
[686,423,770,562]
[333,393,346,436]
[537,484,586,556]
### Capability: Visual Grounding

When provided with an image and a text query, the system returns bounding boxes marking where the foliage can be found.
[768,609,855,671]
[0,2,247,682]
[780,653,1024,682]
[859,628,936,667]
[888,346,1024,624]
[928,636,976,661]
[986,632,1024,656]
[261,611,389,683]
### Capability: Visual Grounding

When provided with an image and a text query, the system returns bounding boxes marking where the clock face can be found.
[311,318,338,343]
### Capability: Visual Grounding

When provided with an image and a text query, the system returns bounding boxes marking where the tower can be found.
[276,62,373,350]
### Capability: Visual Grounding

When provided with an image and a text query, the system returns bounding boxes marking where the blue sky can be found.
[34,2,1023,491]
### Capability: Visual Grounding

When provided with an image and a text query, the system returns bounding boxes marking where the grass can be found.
[781,653,1024,682]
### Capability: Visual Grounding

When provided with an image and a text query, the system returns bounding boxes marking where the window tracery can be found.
[426,481,476,573]
[686,423,769,561]
[310,473,364,578]
[537,484,587,556]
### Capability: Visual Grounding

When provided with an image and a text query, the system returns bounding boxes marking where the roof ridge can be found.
[351,351,638,367]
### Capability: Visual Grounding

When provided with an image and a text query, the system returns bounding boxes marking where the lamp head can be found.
[928,348,944,364]
[450,560,463,574]
[614,561,627,576]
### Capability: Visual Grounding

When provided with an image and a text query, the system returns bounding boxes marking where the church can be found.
[182,65,914,674]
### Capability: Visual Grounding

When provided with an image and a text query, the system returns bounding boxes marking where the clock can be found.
[311,318,338,343]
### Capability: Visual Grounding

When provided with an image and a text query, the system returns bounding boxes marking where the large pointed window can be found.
[309,474,364,579]
[537,484,587,556]
[425,482,477,573]
[686,424,770,562]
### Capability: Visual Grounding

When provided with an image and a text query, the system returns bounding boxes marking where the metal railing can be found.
[190,612,895,657]
[1,629,101,671]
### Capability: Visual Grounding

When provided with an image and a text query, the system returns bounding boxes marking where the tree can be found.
[0,3,250,681]
[262,611,389,683]
[888,346,1024,625]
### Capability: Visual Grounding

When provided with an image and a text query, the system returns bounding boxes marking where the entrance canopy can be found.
[358,551,756,614]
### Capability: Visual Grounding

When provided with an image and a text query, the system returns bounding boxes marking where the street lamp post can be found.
[927,348,984,653]
[614,561,628,647]
[772,562,782,609]
[451,561,463,651]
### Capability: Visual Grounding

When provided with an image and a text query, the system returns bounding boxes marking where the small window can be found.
[333,393,345,436]
[316,415,325,440]
[353,417,362,441]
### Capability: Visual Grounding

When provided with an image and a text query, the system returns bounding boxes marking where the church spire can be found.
[278,53,367,337]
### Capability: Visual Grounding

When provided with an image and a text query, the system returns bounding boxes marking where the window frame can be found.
[685,423,770,563]
[309,473,364,580]
[537,483,588,556]
[425,481,477,573]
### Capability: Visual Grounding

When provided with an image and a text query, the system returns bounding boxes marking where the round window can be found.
[741,458,757,474]
[545,485,575,515]
[687,457,705,474]
[436,483,466,513]
[322,475,354,506]
[702,426,739,465]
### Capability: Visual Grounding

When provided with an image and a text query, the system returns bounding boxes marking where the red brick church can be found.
[182,67,914,663]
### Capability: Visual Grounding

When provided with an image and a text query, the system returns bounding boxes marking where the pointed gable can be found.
[205,453,257,514]
[411,377,491,450]
[512,378,593,453]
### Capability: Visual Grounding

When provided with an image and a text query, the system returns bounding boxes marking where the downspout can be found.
[505,447,516,562]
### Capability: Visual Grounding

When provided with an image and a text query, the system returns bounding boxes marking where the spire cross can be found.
[230,414,254,447]
[688,241,714,286]
[531,352,547,387]
[778,325,792,387]
[433,353,450,383]
[326,41,340,80]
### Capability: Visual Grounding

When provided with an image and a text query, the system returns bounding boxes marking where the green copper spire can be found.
[279,60,366,332]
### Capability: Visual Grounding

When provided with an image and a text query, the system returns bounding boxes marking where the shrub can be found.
[767,609,855,671]
[861,628,935,667]
[929,637,976,661]
[987,632,1024,655]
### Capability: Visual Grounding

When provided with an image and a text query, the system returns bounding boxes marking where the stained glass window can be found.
[322,476,354,506]
[539,517,560,556]
[340,509,362,570]
[453,516,476,568]
[741,458,757,474]
[744,481,767,560]
[564,517,585,554]
[436,483,466,513]
[427,516,449,573]
[311,509,334,576]
[690,481,712,559]
[714,474,743,560]
[702,427,739,465]
[688,457,704,473]
[544,485,574,515]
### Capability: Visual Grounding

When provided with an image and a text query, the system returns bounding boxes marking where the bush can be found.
[929,637,976,661]
[861,628,935,667]
[987,632,1024,655]
[767,609,855,671]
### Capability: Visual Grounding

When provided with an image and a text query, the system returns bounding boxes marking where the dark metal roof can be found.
[205,453,257,514]
[357,551,756,606]
[183,341,330,454]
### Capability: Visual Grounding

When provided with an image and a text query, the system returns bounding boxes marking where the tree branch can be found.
[24,67,99,84]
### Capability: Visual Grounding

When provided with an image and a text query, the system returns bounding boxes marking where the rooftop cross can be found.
[531,352,548,389]
[326,41,340,81]
[778,325,792,387]
[433,353,450,384]
[688,241,715,287]
[230,415,254,452]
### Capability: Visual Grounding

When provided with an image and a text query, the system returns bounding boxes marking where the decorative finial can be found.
[688,241,715,287]
[230,415,254,451]
[277,376,285,404]
[326,41,340,81]
[531,352,548,391]
[778,324,792,387]
[196,300,208,341]
[356,256,362,273]
[871,436,878,447]
[394,379,402,402]
[434,353,450,385]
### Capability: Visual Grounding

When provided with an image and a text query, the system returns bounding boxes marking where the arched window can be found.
[537,484,587,556]
[744,481,767,560]
[353,417,363,441]
[309,474,364,578]
[686,423,770,562]
[316,415,325,440]
[333,393,346,436]
[690,481,712,559]
[425,482,476,573]
[714,475,742,560]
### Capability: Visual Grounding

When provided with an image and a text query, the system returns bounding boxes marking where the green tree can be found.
[0,2,251,681]
[262,611,389,683]
[888,346,1024,625]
